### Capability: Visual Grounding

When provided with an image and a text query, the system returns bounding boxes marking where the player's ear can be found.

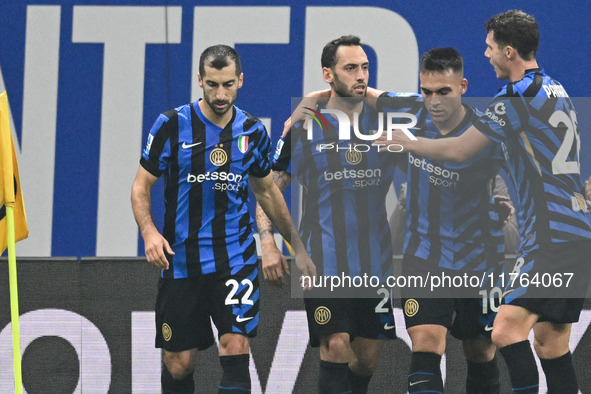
[238,73,244,89]
[323,67,333,84]
[505,45,515,59]
[460,78,468,95]
[198,73,203,87]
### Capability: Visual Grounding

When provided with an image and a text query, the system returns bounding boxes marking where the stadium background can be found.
[0,0,590,392]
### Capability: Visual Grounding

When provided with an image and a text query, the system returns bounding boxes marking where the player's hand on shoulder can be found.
[282,117,292,139]
[143,228,174,270]
[289,93,329,128]
[585,175,591,206]
[306,89,331,98]
[493,195,515,225]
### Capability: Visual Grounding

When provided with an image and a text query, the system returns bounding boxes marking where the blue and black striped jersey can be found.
[141,101,271,279]
[274,104,396,280]
[474,68,591,253]
[379,93,505,271]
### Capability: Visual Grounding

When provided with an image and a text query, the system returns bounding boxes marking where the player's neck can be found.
[434,104,467,135]
[199,99,233,128]
[510,59,539,82]
[326,94,364,123]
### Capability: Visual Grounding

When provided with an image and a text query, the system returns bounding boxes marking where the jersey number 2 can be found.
[374,288,390,313]
[550,109,580,175]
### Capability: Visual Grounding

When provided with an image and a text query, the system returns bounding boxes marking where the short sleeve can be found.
[271,129,292,174]
[249,124,272,178]
[140,112,174,177]
[377,92,423,113]
[473,88,528,143]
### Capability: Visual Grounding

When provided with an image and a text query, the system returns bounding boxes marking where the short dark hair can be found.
[321,35,362,69]
[420,47,463,75]
[199,44,242,76]
[485,10,539,60]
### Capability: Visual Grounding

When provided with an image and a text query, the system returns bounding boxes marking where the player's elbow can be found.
[130,180,144,206]
[252,184,275,210]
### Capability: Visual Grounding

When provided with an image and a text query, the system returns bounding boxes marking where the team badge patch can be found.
[237,135,249,154]
[345,149,362,165]
[162,323,172,341]
[210,148,228,166]
[404,299,419,317]
[314,306,331,325]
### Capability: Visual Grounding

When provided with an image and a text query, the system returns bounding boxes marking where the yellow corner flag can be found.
[0,91,28,251]
[0,90,28,394]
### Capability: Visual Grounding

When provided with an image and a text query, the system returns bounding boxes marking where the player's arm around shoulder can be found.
[250,174,316,288]
[375,125,492,163]
[131,166,174,270]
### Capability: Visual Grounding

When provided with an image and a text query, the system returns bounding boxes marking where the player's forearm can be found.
[257,193,292,241]
[131,185,158,239]
[406,136,469,163]
[255,203,275,246]
[407,125,492,163]
[366,86,385,98]
[255,170,291,242]
[257,190,305,255]
[305,89,331,98]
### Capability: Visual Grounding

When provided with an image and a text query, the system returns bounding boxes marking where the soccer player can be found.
[131,44,316,394]
[292,47,511,393]
[390,174,518,258]
[256,35,397,394]
[374,47,507,394]
[381,10,591,393]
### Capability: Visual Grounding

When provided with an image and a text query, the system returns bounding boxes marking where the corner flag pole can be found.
[0,91,23,394]
[7,203,22,394]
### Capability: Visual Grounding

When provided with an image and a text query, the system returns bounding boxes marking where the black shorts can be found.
[402,297,496,340]
[502,240,591,323]
[508,297,584,324]
[400,254,499,339]
[400,253,506,299]
[304,288,396,347]
[155,264,260,352]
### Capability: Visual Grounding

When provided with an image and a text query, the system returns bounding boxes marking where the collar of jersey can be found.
[193,99,237,131]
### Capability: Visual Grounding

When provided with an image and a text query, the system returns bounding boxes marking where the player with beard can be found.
[277,46,514,393]
[374,48,506,394]
[381,10,591,393]
[256,35,397,394]
[131,44,315,393]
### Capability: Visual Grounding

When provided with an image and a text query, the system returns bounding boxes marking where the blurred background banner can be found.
[0,1,590,257]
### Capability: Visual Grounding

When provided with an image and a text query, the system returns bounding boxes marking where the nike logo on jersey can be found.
[502,289,515,298]
[236,316,254,323]
[484,325,493,332]
[383,323,395,330]
[409,380,430,386]
[181,141,202,149]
